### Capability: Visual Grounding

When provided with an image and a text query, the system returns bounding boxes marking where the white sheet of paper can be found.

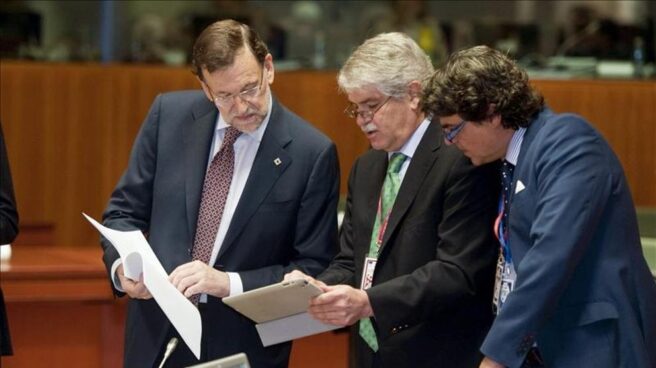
[255,312,340,347]
[83,213,202,359]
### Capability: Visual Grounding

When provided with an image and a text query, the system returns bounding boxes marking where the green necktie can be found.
[359,152,406,352]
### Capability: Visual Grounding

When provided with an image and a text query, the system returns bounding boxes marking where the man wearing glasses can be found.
[101,19,339,367]
[285,33,499,367]
[424,46,656,368]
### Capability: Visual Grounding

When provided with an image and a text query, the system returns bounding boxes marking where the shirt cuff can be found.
[110,258,125,292]
[227,272,243,296]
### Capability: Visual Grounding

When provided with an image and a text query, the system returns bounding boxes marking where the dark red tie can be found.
[190,127,241,302]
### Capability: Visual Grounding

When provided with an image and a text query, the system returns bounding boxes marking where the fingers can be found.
[119,273,152,299]
[283,270,308,282]
[169,261,230,298]
[313,279,329,290]
[283,270,329,291]
[116,264,152,299]
[307,285,371,326]
[479,357,505,368]
[310,287,341,306]
[169,261,202,295]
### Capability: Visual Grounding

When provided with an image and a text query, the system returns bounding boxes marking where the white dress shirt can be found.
[112,94,273,303]
[387,117,431,184]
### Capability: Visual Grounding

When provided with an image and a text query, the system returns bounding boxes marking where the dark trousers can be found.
[0,288,12,356]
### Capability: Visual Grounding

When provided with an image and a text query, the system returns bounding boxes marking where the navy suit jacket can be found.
[320,121,500,368]
[101,91,339,368]
[481,108,656,368]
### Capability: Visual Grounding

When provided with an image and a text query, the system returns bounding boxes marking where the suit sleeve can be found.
[239,141,340,289]
[367,155,499,341]
[0,123,19,245]
[100,95,161,293]
[317,157,361,286]
[481,116,612,367]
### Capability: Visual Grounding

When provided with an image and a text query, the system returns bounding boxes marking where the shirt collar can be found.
[504,127,526,166]
[388,117,431,160]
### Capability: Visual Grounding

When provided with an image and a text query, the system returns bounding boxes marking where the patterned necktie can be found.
[492,160,516,314]
[500,160,515,237]
[360,152,406,352]
[190,127,241,303]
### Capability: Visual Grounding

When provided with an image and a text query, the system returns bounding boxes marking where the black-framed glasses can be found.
[209,68,266,108]
[344,96,392,121]
[444,119,468,143]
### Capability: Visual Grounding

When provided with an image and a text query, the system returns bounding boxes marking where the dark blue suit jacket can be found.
[481,108,656,368]
[101,91,339,367]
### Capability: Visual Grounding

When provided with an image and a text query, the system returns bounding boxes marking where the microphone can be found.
[157,337,179,368]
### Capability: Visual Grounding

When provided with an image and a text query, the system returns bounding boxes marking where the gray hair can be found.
[338,32,434,98]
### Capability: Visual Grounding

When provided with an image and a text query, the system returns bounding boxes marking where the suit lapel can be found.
[217,98,292,259]
[361,151,388,246]
[184,98,217,240]
[379,121,441,252]
[511,108,550,204]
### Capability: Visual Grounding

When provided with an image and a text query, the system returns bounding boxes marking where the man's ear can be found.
[489,114,503,127]
[407,80,422,110]
[487,104,502,126]
[264,53,275,84]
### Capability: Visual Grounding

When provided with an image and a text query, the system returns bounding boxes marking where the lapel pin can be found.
[274,158,282,166]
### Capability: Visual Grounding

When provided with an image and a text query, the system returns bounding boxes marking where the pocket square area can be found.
[515,180,526,194]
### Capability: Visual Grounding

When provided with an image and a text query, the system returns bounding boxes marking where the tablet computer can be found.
[222,279,322,323]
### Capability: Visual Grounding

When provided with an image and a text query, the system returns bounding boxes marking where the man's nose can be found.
[356,114,373,128]
[232,96,249,114]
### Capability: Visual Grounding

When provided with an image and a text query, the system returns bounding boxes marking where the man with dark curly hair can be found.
[423,45,656,368]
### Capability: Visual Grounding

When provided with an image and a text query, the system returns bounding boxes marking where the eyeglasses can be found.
[209,68,266,108]
[443,119,468,143]
[344,96,392,121]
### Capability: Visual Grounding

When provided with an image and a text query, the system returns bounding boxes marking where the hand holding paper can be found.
[169,260,231,298]
[117,263,152,299]
[83,213,202,359]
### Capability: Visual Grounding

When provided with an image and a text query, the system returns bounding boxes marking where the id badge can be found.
[493,258,516,312]
[492,252,505,314]
[499,278,514,305]
[360,257,377,290]
[499,262,516,305]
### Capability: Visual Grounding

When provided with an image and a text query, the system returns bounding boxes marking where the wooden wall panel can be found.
[270,70,370,194]
[532,80,656,207]
[0,64,53,225]
[0,61,653,248]
[0,246,124,368]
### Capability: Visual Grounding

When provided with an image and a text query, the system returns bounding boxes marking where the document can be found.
[83,213,201,359]
[223,279,340,346]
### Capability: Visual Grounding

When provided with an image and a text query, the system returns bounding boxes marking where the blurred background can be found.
[1,0,655,77]
[0,2,654,367]
[0,0,654,264]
